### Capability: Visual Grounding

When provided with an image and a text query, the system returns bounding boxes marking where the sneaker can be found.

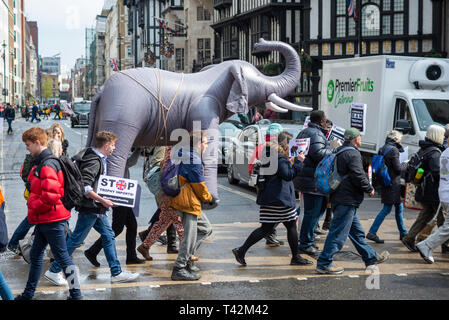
[0,250,17,261]
[316,265,344,275]
[44,270,68,286]
[366,232,385,244]
[374,251,390,264]
[416,242,434,264]
[111,270,140,283]
[315,228,327,235]
[402,238,417,252]
[187,260,200,273]
[7,245,21,256]
[171,267,200,281]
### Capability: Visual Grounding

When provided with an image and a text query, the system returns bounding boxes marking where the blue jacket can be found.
[257,151,304,207]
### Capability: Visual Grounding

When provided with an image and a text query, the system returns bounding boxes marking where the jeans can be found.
[420,202,449,250]
[30,113,40,122]
[6,118,13,133]
[0,270,13,300]
[8,216,34,249]
[369,203,407,236]
[299,193,327,248]
[88,206,138,260]
[317,205,379,269]
[22,221,82,299]
[0,202,8,252]
[50,213,121,276]
[174,211,212,269]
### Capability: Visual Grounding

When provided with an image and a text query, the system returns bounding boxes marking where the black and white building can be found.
[212,0,447,110]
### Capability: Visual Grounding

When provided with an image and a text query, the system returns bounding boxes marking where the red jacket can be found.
[27,149,70,224]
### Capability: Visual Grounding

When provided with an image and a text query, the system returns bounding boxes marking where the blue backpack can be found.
[314,147,356,195]
[160,160,187,197]
[371,146,393,187]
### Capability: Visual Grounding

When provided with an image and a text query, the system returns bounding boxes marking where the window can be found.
[412,99,449,131]
[335,0,356,38]
[197,6,211,21]
[251,15,270,50]
[175,48,184,71]
[127,46,132,58]
[361,0,405,36]
[394,98,415,135]
[197,39,211,63]
[223,26,238,59]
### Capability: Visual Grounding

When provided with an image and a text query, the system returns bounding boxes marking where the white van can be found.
[320,55,449,159]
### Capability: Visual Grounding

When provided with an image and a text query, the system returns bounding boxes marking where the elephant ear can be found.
[226,63,248,114]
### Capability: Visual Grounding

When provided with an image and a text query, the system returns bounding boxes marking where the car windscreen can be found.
[73,103,91,113]
[412,99,449,131]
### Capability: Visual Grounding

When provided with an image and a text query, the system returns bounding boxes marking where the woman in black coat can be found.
[232,132,313,266]
[367,131,408,243]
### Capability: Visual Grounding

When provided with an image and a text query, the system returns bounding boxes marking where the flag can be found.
[347,0,356,18]
[109,58,120,72]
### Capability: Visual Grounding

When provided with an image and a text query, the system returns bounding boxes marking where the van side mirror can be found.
[395,119,413,135]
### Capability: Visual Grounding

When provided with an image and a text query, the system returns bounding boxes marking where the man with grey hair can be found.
[316,128,389,274]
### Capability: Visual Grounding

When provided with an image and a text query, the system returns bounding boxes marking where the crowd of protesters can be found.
[1,107,449,300]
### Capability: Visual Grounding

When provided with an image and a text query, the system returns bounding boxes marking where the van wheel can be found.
[227,165,239,185]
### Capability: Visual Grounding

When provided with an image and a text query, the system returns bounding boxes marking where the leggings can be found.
[240,220,299,257]
[142,194,183,249]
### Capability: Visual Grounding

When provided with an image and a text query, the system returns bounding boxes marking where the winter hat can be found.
[265,123,283,142]
[426,124,445,145]
[344,127,361,141]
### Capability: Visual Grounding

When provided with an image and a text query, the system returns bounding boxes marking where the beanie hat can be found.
[344,127,361,141]
[266,123,283,136]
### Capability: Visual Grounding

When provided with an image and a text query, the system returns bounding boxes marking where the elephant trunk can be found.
[252,38,302,100]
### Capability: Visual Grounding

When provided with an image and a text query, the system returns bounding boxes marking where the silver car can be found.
[226,120,304,186]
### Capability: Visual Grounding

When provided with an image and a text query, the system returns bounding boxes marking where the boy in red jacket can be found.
[15,127,82,300]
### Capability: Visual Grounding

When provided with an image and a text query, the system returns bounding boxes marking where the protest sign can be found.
[96,175,139,208]
[289,138,310,157]
[327,124,345,143]
[350,103,367,134]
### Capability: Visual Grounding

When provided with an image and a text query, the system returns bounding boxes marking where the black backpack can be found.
[404,147,440,184]
[40,155,85,211]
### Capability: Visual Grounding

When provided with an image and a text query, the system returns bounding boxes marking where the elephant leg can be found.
[104,121,140,178]
[187,96,222,201]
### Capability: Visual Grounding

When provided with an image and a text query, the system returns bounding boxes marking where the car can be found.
[70,101,91,127]
[226,119,304,187]
[217,120,244,170]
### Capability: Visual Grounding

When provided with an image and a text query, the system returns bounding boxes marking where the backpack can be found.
[144,165,161,195]
[371,146,394,187]
[40,155,85,211]
[160,160,187,197]
[404,147,441,184]
[314,146,356,195]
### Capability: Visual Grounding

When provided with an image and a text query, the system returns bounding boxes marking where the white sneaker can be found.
[111,270,139,283]
[416,242,435,264]
[44,270,68,286]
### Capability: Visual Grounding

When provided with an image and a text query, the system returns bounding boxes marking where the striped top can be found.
[259,205,298,224]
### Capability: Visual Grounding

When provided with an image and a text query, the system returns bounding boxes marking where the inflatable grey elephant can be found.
[86,38,311,202]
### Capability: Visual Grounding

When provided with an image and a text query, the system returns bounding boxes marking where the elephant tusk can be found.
[265,102,288,113]
[268,93,313,112]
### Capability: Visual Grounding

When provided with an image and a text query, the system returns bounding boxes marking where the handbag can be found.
[144,165,161,195]
[403,182,423,210]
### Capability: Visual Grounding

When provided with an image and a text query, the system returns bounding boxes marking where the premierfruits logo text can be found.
[327,77,374,109]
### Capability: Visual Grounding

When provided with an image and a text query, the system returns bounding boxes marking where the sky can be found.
[25,0,105,78]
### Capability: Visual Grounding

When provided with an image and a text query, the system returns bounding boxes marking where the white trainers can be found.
[44,270,68,286]
[111,270,140,283]
[416,242,435,264]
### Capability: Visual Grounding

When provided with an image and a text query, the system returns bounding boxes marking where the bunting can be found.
[109,58,120,71]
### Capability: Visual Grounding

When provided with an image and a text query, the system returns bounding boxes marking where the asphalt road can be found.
[1,115,448,302]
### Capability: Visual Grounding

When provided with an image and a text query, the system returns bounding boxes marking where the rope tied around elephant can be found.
[119,69,184,145]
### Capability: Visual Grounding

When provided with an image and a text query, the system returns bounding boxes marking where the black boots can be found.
[166,224,178,254]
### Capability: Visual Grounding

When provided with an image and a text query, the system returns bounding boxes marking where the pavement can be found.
[0,115,449,300]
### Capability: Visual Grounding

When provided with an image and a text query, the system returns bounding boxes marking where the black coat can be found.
[379,138,405,205]
[415,139,444,205]
[330,142,374,208]
[257,150,304,207]
[294,122,332,194]
[72,148,107,214]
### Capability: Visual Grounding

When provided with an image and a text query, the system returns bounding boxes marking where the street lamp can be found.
[2,40,7,104]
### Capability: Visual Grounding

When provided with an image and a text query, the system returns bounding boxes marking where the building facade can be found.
[212,0,447,111]
[1,0,10,104]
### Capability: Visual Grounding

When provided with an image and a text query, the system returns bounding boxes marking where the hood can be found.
[419,138,444,151]
[72,147,99,162]
[308,122,328,136]
[385,137,404,153]
[34,148,54,165]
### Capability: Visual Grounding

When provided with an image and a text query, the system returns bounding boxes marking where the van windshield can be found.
[412,99,449,131]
